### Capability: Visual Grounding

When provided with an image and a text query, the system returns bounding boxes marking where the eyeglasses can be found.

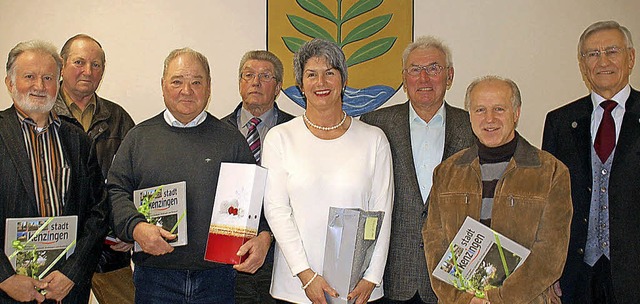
[241,72,277,82]
[581,46,627,62]
[404,64,446,77]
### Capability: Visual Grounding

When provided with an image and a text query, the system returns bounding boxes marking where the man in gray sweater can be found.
[107,47,258,303]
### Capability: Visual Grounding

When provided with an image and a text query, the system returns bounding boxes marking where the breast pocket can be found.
[437,192,480,239]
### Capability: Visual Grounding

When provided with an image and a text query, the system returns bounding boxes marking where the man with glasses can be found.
[222,50,293,304]
[542,20,638,303]
[360,36,474,304]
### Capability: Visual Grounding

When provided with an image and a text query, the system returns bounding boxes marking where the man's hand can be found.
[347,279,376,304]
[233,231,271,274]
[298,268,338,304]
[110,239,134,252]
[547,281,562,304]
[0,274,47,303]
[41,271,74,301]
[132,222,176,255]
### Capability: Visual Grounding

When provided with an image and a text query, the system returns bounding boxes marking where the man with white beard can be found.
[0,40,107,303]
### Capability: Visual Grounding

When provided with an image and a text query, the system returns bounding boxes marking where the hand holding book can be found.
[132,222,176,255]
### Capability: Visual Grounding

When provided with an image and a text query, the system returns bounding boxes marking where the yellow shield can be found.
[268,0,414,115]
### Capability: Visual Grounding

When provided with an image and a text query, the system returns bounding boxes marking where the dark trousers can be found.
[235,262,275,304]
[586,257,617,304]
[133,265,236,304]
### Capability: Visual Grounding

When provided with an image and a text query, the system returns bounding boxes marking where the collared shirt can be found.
[163,109,207,128]
[590,84,629,144]
[61,89,96,132]
[409,102,446,203]
[16,108,69,217]
[237,106,277,139]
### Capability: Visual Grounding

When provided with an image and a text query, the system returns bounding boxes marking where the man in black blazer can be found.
[222,50,294,304]
[542,20,638,304]
[361,36,474,304]
[0,40,107,303]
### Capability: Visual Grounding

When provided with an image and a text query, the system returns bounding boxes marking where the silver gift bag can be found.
[323,207,384,304]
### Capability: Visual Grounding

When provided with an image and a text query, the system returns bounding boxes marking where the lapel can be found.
[0,106,37,204]
[569,97,594,177]
[613,88,640,171]
[56,122,79,214]
[389,102,420,193]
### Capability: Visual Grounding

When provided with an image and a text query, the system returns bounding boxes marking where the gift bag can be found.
[322,207,384,304]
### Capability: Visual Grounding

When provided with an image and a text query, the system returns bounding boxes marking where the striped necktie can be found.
[246,117,262,163]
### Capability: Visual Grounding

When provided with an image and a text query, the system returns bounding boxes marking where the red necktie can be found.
[594,100,617,163]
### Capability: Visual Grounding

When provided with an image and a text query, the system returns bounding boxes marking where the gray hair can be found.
[238,50,284,83]
[163,47,211,81]
[578,20,634,54]
[402,36,453,68]
[464,75,522,111]
[293,38,347,88]
[60,33,106,65]
[6,40,62,82]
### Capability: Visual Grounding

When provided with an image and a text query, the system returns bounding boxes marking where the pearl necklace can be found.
[303,111,347,131]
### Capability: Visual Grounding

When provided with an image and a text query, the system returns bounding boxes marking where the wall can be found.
[1,0,639,146]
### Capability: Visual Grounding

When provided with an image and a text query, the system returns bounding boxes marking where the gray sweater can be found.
[107,112,255,270]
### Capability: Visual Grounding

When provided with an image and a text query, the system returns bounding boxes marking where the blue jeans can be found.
[134,265,236,304]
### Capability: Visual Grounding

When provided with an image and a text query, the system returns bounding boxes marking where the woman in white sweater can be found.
[263,38,394,304]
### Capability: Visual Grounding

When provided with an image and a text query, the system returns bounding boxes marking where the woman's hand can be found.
[298,269,338,304]
[347,279,376,304]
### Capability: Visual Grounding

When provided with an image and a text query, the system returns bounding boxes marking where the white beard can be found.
[12,87,56,114]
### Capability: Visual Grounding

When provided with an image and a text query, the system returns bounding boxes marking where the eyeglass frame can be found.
[403,63,448,77]
[580,46,630,62]
[240,71,278,82]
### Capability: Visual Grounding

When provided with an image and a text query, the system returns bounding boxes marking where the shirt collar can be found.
[163,109,207,128]
[61,88,97,114]
[239,105,276,128]
[408,101,445,126]
[15,106,61,130]
[590,84,630,112]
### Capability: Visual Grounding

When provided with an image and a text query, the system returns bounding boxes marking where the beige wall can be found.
[1,0,639,146]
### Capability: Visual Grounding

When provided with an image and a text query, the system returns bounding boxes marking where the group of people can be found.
[0,19,636,304]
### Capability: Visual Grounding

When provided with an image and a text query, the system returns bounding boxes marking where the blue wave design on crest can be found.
[284,85,396,116]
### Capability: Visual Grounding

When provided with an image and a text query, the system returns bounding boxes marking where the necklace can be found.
[303,110,347,131]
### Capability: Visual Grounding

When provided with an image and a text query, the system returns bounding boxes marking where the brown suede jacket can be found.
[423,136,572,304]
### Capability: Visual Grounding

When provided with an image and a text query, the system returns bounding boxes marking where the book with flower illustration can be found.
[4,216,77,279]
[432,216,530,297]
[133,181,187,252]
[204,163,268,264]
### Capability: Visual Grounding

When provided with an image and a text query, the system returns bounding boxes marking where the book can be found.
[4,216,77,279]
[432,216,530,296]
[205,163,268,264]
[322,207,385,304]
[133,181,187,252]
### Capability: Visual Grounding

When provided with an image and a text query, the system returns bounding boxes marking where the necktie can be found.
[594,100,617,163]
[246,117,262,163]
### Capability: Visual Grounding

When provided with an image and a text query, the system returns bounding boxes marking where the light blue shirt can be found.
[409,102,445,204]
[238,106,277,140]
[163,109,207,128]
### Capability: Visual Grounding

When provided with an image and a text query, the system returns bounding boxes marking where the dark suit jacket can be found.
[542,88,640,304]
[360,101,474,302]
[0,106,108,303]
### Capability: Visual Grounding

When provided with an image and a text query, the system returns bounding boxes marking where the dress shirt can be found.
[238,106,277,139]
[590,84,630,144]
[409,102,445,203]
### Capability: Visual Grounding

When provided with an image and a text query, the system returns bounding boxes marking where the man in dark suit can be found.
[360,36,474,304]
[542,20,638,304]
[0,40,107,303]
[221,50,293,304]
